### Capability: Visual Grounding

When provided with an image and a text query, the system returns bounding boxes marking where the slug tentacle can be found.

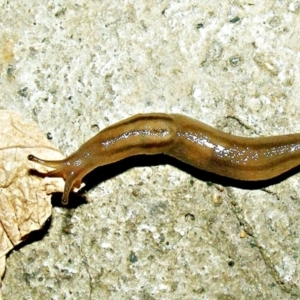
[28,113,300,205]
[61,175,82,205]
[28,154,66,170]
[28,154,69,179]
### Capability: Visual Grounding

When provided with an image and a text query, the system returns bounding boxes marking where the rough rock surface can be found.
[1,0,300,299]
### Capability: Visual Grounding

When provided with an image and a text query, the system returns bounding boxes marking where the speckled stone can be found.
[1,0,300,299]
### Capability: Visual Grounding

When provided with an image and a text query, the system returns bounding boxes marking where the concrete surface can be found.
[1,0,300,299]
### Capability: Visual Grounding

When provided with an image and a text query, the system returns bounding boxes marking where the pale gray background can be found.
[1,0,300,299]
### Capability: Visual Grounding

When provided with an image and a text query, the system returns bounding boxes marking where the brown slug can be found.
[28,113,300,204]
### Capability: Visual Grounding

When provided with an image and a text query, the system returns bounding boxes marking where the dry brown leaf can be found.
[0,110,64,278]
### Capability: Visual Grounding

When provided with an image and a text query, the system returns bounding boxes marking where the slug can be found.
[28,113,300,205]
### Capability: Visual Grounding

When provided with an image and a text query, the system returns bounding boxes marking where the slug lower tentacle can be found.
[28,113,300,205]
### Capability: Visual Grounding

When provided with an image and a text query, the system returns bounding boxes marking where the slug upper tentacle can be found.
[28,113,300,205]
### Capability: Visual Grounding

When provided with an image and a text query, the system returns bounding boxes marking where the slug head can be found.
[28,154,84,205]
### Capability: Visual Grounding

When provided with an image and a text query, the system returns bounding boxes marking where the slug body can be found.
[28,113,300,204]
